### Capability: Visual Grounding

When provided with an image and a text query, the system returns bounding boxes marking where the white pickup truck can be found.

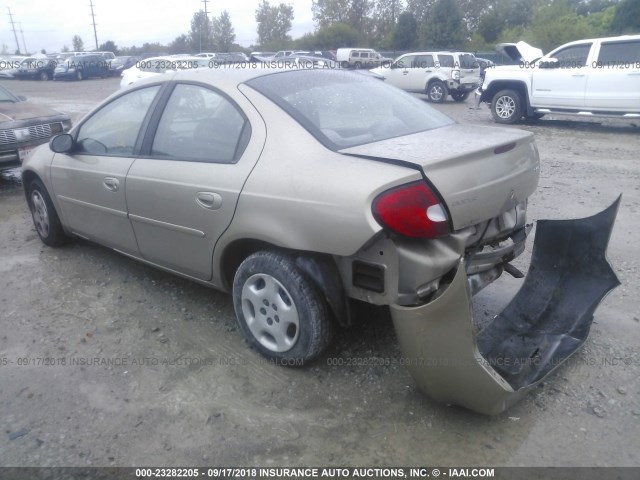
[476,35,640,123]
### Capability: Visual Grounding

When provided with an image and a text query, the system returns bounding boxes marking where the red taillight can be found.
[372,181,450,238]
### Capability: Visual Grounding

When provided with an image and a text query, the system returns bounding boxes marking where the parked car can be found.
[476,35,640,123]
[22,68,619,415]
[0,84,71,170]
[119,56,206,88]
[13,57,57,81]
[53,54,110,80]
[0,55,27,79]
[336,48,392,69]
[108,55,140,76]
[371,51,481,102]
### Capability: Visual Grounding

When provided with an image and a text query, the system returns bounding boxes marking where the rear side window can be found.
[151,84,248,164]
[438,54,454,68]
[76,85,161,156]
[597,40,640,65]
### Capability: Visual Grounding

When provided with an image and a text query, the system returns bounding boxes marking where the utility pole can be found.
[6,7,21,54]
[19,22,27,54]
[202,0,210,52]
[89,0,98,50]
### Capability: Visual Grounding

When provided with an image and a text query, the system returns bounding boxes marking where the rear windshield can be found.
[246,70,454,150]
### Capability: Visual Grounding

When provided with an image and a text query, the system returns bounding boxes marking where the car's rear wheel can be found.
[450,91,470,102]
[39,71,49,81]
[427,80,448,103]
[233,251,334,365]
[27,179,68,247]
[491,89,523,124]
[76,70,83,81]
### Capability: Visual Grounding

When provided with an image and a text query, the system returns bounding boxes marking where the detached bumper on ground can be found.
[391,198,620,415]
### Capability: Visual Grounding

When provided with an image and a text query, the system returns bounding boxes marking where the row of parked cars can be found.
[0,52,140,81]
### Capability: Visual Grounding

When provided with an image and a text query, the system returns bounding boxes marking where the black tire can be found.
[27,178,68,247]
[76,70,83,81]
[39,71,49,81]
[427,80,448,103]
[354,61,362,69]
[450,91,470,102]
[491,89,523,124]
[341,61,349,69]
[233,251,334,365]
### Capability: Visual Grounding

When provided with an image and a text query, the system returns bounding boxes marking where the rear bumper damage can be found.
[391,198,620,415]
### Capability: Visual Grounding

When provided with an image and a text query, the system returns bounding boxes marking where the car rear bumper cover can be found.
[391,197,620,415]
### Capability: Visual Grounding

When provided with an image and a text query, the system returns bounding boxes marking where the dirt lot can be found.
[0,77,639,468]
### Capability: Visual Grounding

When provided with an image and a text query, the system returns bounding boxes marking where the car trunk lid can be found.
[340,124,539,231]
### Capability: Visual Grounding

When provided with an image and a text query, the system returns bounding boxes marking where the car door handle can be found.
[103,177,119,192]
[628,72,640,76]
[196,192,223,210]
[425,69,433,72]
[571,74,585,77]
[402,71,409,75]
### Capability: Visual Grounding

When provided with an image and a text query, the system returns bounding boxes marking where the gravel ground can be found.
[0,77,638,468]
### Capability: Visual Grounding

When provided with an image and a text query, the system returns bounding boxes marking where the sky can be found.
[0,0,316,53]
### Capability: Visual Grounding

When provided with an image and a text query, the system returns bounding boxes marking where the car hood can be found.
[0,101,62,122]
[339,124,540,230]
[495,41,543,63]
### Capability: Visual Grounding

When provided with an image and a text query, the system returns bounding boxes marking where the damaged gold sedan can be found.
[22,68,619,414]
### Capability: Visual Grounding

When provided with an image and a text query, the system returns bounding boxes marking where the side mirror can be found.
[17,95,27,101]
[539,57,560,69]
[50,133,74,153]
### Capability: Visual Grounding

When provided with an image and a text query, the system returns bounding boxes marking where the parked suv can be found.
[336,48,392,69]
[477,35,640,123]
[53,54,110,80]
[371,52,481,102]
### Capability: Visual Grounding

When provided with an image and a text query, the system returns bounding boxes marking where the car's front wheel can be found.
[27,179,68,247]
[354,61,362,69]
[491,89,523,124]
[233,251,334,365]
[426,80,448,103]
[76,70,84,81]
[39,71,49,81]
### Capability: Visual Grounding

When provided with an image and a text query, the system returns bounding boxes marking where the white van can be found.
[336,48,391,69]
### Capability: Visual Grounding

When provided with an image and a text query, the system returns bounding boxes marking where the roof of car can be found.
[126,65,361,92]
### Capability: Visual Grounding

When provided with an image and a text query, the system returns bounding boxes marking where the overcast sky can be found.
[1,0,316,53]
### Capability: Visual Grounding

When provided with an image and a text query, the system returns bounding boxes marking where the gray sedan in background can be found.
[21,68,618,414]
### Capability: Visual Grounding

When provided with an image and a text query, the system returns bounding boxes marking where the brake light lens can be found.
[372,181,450,238]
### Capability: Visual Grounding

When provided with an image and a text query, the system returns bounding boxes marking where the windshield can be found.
[0,85,18,102]
[246,70,454,149]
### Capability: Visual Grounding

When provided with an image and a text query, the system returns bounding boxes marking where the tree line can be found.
[66,0,639,56]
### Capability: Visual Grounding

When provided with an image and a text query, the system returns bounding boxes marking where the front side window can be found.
[415,55,434,68]
[553,44,592,68]
[151,84,247,163]
[397,55,416,68]
[76,85,160,156]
